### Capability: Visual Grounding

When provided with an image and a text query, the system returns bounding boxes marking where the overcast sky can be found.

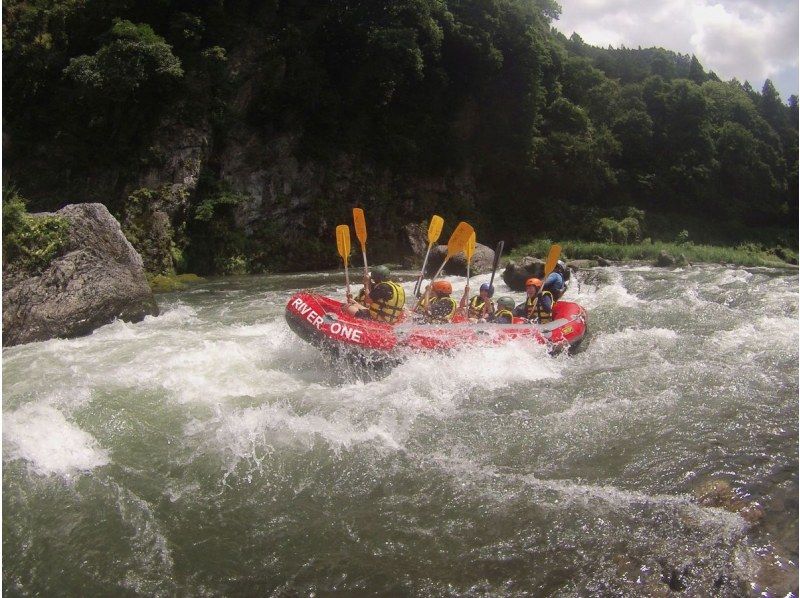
[552,0,799,102]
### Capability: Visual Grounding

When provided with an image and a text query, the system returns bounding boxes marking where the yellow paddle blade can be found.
[446,221,474,259]
[543,243,562,277]
[336,224,351,266]
[427,215,444,245]
[465,231,476,262]
[353,208,367,247]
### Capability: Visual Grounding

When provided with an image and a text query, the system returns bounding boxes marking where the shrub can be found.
[619,217,641,243]
[595,217,623,243]
[3,190,69,272]
[771,246,798,265]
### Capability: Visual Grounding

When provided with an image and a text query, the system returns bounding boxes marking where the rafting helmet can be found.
[432,279,452,295]
[555,259,566,273]
[497,296,515,310]
[371,265,390,282]
[479,282,495,297]
[525,277,542,289]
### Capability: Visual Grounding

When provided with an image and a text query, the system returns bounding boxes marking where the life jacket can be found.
[414,293,431,314]
[428,295,457,322]
[493,308,514,324]
[525,291,554,324]
[468,295,494,319]
[369,281,405,324]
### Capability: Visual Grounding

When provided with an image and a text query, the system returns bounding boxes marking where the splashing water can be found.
[3,265,797,595]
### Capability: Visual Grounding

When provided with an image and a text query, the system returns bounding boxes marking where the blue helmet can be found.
[479,283,495,297]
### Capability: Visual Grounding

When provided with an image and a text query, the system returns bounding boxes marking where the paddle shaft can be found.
[488,241,504,288]
[537,245,562,299]
[361,249,369,293]
[481,241,504,319]
[414,244,433,297]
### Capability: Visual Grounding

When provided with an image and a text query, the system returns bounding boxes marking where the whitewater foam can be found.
[4,402,110,477]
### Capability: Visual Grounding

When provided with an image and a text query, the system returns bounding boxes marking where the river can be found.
[3,264,797,596]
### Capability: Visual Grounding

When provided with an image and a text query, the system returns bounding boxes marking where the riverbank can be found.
[510,239,798,268]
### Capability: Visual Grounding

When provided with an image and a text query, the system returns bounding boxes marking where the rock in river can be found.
[502,256,547,291]
[425,242,495,276]
[3,203,159,347]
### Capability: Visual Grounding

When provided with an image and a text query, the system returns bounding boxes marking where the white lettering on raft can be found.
[329,322,363,343]
[291,298,322,329]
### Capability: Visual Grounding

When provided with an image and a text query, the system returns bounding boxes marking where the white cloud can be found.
[553,0,799,99]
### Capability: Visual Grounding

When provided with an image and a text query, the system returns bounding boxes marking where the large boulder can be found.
[425,242,495,277]
[3,203,159,347]
[501,256,547,291]
[402,221,429,267]
[655,250,676,267]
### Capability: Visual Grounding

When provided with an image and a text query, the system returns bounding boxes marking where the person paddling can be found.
[542,259,569,301]
[421,279,458,323]
[346,265,406,324]
[466,283,495,322]
[491,296,515,324]
[514,277,554,324]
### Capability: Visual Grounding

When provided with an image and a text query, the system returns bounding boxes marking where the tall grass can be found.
[510,239,797,268]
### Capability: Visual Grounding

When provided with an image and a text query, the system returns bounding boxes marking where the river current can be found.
[3,264,798,596]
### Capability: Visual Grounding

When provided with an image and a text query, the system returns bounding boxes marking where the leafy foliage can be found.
[2,0,797,274]
[2,190,69,272]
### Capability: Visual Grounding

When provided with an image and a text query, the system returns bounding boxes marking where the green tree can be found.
[64,19,184,99]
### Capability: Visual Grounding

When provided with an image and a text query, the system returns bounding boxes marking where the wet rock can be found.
[2,203,159,346]
[425,242,495,277]
[693,478,764,525]
[501,256,546,291]
[593,255,612,267]
[574,268,612,293]
[567,259,598,270]
[402,221,429,267]
[655,250,676,267]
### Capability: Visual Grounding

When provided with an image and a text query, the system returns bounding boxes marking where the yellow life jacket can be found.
[493,308,514,323]
[525,291,554,323]
[368,281,405,324]
[428,295,457,322]
[414,292,431,313]
[468,295,494,319]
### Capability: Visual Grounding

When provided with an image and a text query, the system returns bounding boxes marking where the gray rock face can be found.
[501,256,547,291]
[402,221,429,267]
[592,255,612,267]
[214,129,481,269]
[3,203,159,347]
[655,250,676,267]
[425,242,495,277]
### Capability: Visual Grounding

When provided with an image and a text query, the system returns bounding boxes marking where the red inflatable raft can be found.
[285,292,587,362]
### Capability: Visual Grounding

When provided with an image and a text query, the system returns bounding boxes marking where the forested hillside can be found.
[4,0,797,274]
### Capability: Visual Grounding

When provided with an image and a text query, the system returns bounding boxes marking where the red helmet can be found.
[525,277,542,289]
[432,279,452,295]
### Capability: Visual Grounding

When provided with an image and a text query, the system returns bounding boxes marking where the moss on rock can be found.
[148,272,204,293]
